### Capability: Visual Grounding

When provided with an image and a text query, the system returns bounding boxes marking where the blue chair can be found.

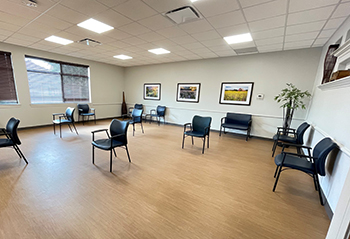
[149,105,166,125]
[77,104,96,125]
[182,115,212,154]
[52,107,78,138]
[273,137,337,205]
[91,119,131,172]
[129,109,144,136]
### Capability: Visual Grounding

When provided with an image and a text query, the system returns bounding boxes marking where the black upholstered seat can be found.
[273,137,337,205]
[52,107,78,138]
[77,104,96,125]
[0,117,28,164]
[220,113,252,141]
[91,119,131,172]
[271,122,310,156]
[182,115,212,154]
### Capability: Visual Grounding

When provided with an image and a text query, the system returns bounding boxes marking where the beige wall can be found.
[124,48,322,138]
[0,42,125,128]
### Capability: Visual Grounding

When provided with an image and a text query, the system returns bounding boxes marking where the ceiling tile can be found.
[201,38,228,47]
[251,27,285,40]
[255,36,284,46]
[285,31,319,42]
[207,10,245,29]
[239,0,274,8]
[190,47,213,54]
[249,15,286,32]
[229,41,256,49]
[107,41,131,48]
[5,37,33,46]
[104,29,132,40]
[156,26,187,38]
[152,39,177,48]
[35,15,73,30]
[191,30,221,41]
[121,37,147,46]
[318,28,337,38]
[170,35,197,44]
[215,50,237,57]
[95,0,128,8]
[114,0,157,21]
[324,17,347,29]
[1,0,43,18]
[119,22,152,36]
[22,22,61,35]
[257,44,283,52]
[196,52,218,58]
[193,0,240,17]
[284,40,313,49]
[287,6,335,25]
[179,19,214,34]
[136,43,158,50]
[313,38,329,46]
[0,11,30,27]
[60,0,108,16]
[29,42,58,51]
[182,42,205,50]
[94,9,133,28]
[332,2,350,18]
[138,14,174,31]
[47,4,88,24]
[289,0,339,13]
[142,0,190,13]
[0,28,13,37]
[216,23,250,37]
[243,0,287,22]
[208,45,232,51]
[286,21,326,35]
[138,32,166,42]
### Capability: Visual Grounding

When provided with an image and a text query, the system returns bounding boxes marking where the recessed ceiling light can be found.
[77,18,114,34]
[224,33,253,44]
[148,48,171,55]
[45,35,73,45]
[190,0,198,2]
[114,55,133,60]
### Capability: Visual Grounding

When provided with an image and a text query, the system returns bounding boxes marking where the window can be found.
[25,56,90,104]
[0,51,18,104]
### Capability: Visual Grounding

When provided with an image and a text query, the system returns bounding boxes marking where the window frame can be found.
[25,55,90,104]
[0,51,19,105]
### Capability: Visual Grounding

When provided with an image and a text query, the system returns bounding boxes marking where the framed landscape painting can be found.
[144,83,161,100]
[176,83,201,103]
[219,82,254,106]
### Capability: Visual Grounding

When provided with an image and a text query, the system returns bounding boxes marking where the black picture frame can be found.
[176,83,201,103]
[143,83,161,101]
[219,82,254,106]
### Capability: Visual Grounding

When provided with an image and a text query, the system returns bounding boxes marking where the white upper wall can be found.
[0,42,125,128]
[124,48,321,138]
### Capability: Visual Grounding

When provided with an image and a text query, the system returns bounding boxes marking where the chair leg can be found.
[13,146,22,158]
[272,141,278,157]
[92,145,95,164]
[141,122,144,133]
[59,123,62,138]
[82,115,85,125]
[202,137,205,154]
[219,126,222,136]
[246,130,248,141]
[94,114,96,124]
[133,123,135,136]
[191,136,194,145]
[273,165,279,178]
[207,134,209,148]
[110,150,113,172]
[53,123,56,135]
[158,116,160,126]
[163,116,165,124]
[72,122,78,135]
[272,165,283,192]
[182,134,185,149]
[125,145,131,163]
[15,145,28,164]
[313,174,318,191]
[315,175,324,205]
[113,148,117,157]
[68,124,73,132]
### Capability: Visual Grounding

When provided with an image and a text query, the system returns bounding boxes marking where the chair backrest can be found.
[192,115,212,134]
[157,105,166,116]
[77,104,89,114]
[65,107,75,122]
[6,117,21,145]
[110,119,129,145]
[132,109,143,123]
[313,137,338,176]
[296,122,310,144]
[226,113,251,126]
[134,104,143,110]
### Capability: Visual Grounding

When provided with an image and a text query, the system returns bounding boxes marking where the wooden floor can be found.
[0,119,330,239]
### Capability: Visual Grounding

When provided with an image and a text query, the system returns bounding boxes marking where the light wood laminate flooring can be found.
[0,119,330,238]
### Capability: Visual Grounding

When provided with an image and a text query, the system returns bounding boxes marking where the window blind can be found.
[0,51,18,104]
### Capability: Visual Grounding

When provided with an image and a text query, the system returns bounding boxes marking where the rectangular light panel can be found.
[45,35,73,45]
[148,48,171,55]
[114,55,133,60]
[77,18,114,34]
[224,33,253,44]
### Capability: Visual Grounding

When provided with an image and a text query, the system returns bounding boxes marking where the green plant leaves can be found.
[274,83,311,110]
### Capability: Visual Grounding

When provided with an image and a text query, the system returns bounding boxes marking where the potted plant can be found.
[274,83,311,131]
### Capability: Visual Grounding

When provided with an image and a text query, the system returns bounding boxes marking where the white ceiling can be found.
[1,0,349,67]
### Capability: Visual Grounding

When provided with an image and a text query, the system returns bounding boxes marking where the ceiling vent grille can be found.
[77,38,102,47]
[234,47,258,55]
[165,6,200,24]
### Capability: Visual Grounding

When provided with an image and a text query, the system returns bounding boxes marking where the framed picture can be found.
[144,83,161,100]
[176,83,201,103]
[219,82,254,106]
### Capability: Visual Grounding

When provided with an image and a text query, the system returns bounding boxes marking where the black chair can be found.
[271,122,310,157]
[91,119,131,172]
[77,104,96,125]
[220,113,252,141]
[123,104,143,120]
[272,137,337,205]
[182,115,212,154]
[129,109,144,136]
[0,117,28,164]
[52,107,78,138]
[148,105,166,125]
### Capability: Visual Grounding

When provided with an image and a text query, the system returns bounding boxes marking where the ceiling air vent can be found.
[22,0,37,7]
[165,6,200,24]
[77,38,102,47]
[234,47,258,55]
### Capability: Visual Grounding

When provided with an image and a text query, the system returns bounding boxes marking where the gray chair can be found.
[91,119,131,172]
[52,107,78,138]
[77,104,96,125]
[0,117,28,164]
[182,115,212,154]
